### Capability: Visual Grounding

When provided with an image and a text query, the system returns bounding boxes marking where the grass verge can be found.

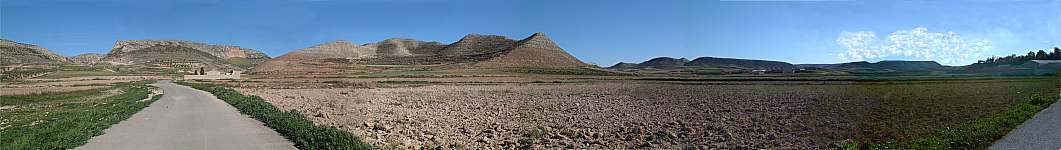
[0,82,160,149]
[842,94,1059,149]
[176,81,373,150]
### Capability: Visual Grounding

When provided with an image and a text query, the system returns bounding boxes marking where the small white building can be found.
[184,70,241,80]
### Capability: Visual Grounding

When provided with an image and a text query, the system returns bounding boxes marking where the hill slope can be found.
[0,39,71,65]
[685,57,795,71]
[101,40,270,70]
[68,53,106,64]
[252,33,589,74]
[474,33,588,68]
[101,45,240,70]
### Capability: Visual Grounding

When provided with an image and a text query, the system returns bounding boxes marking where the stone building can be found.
[184,68,241,80]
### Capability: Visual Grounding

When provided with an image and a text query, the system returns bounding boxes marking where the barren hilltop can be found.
[99,40,271,70]
[0,39,71,65]
[253,32,589,74]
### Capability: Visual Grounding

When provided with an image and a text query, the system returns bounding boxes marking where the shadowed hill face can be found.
[640,57,690,66]
[874,61,943,71]
[439,34,517,56]
[686,57,795,70]
[0,39,71,65]
[608,62,641,69]
[373,38,447,57]
[606,57,688,69]
[474,33,588,68]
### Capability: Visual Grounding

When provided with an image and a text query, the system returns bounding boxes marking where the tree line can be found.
[975,47,1061,66]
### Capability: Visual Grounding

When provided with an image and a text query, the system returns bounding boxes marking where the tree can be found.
[1036,50,1048,60]
[1053,47,1061,60]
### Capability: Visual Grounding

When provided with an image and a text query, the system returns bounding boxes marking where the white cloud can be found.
[836,27,989,64]
[836,31,881,61]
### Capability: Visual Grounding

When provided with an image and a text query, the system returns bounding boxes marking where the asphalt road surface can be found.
[990,97,1061,150]
[76,80,295,150]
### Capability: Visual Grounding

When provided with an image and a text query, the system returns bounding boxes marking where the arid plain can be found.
[190,74,1057,149]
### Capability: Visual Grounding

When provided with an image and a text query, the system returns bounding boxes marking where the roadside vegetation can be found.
[176,81,373,150]
[839,76,1060,149]
[0,82,160,149]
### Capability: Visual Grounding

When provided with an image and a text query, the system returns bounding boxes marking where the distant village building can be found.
[751,69,767,75]
[1022,60,1061,75]
[184,67,241,80]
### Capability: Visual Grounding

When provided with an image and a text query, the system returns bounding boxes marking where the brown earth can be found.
[234,82,829,149]
[221,77,1055,149]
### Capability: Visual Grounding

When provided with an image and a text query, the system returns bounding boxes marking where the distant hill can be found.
[68,53,105,64]
[607,56,798,75]
[100,40,271,70]
[0,39,71,65]
[607,57,689,69]
[607,56,960,76]
[253,32,589,74]
[685,57,795,71]
[851,61,943,71]
[797,60,944,72]
[642,57,690,67]
[611,56,794,70]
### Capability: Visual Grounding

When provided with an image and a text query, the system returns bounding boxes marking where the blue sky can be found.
[3,0,1060,66]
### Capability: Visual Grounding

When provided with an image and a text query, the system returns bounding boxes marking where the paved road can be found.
[77,80,296,150]
[990,97,1061,150]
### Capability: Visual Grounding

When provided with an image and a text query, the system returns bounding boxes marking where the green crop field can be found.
[822,77,1060,149]
[0,82,161,149]
[34,65,123,79]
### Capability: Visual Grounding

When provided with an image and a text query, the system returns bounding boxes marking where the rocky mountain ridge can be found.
[0,39,71,65]
[252,32,589,74]
[68,53,106,64]
[109,40,269,60]
[100,40,272,70]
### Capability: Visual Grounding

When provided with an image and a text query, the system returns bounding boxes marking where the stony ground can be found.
[1,76,168,96]
[231,78,1055,149]
[236,82,845,149]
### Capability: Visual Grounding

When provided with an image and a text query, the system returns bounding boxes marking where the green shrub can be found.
[0,84,159,149]
[176,81,373,150]
[849,94,1058,149]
